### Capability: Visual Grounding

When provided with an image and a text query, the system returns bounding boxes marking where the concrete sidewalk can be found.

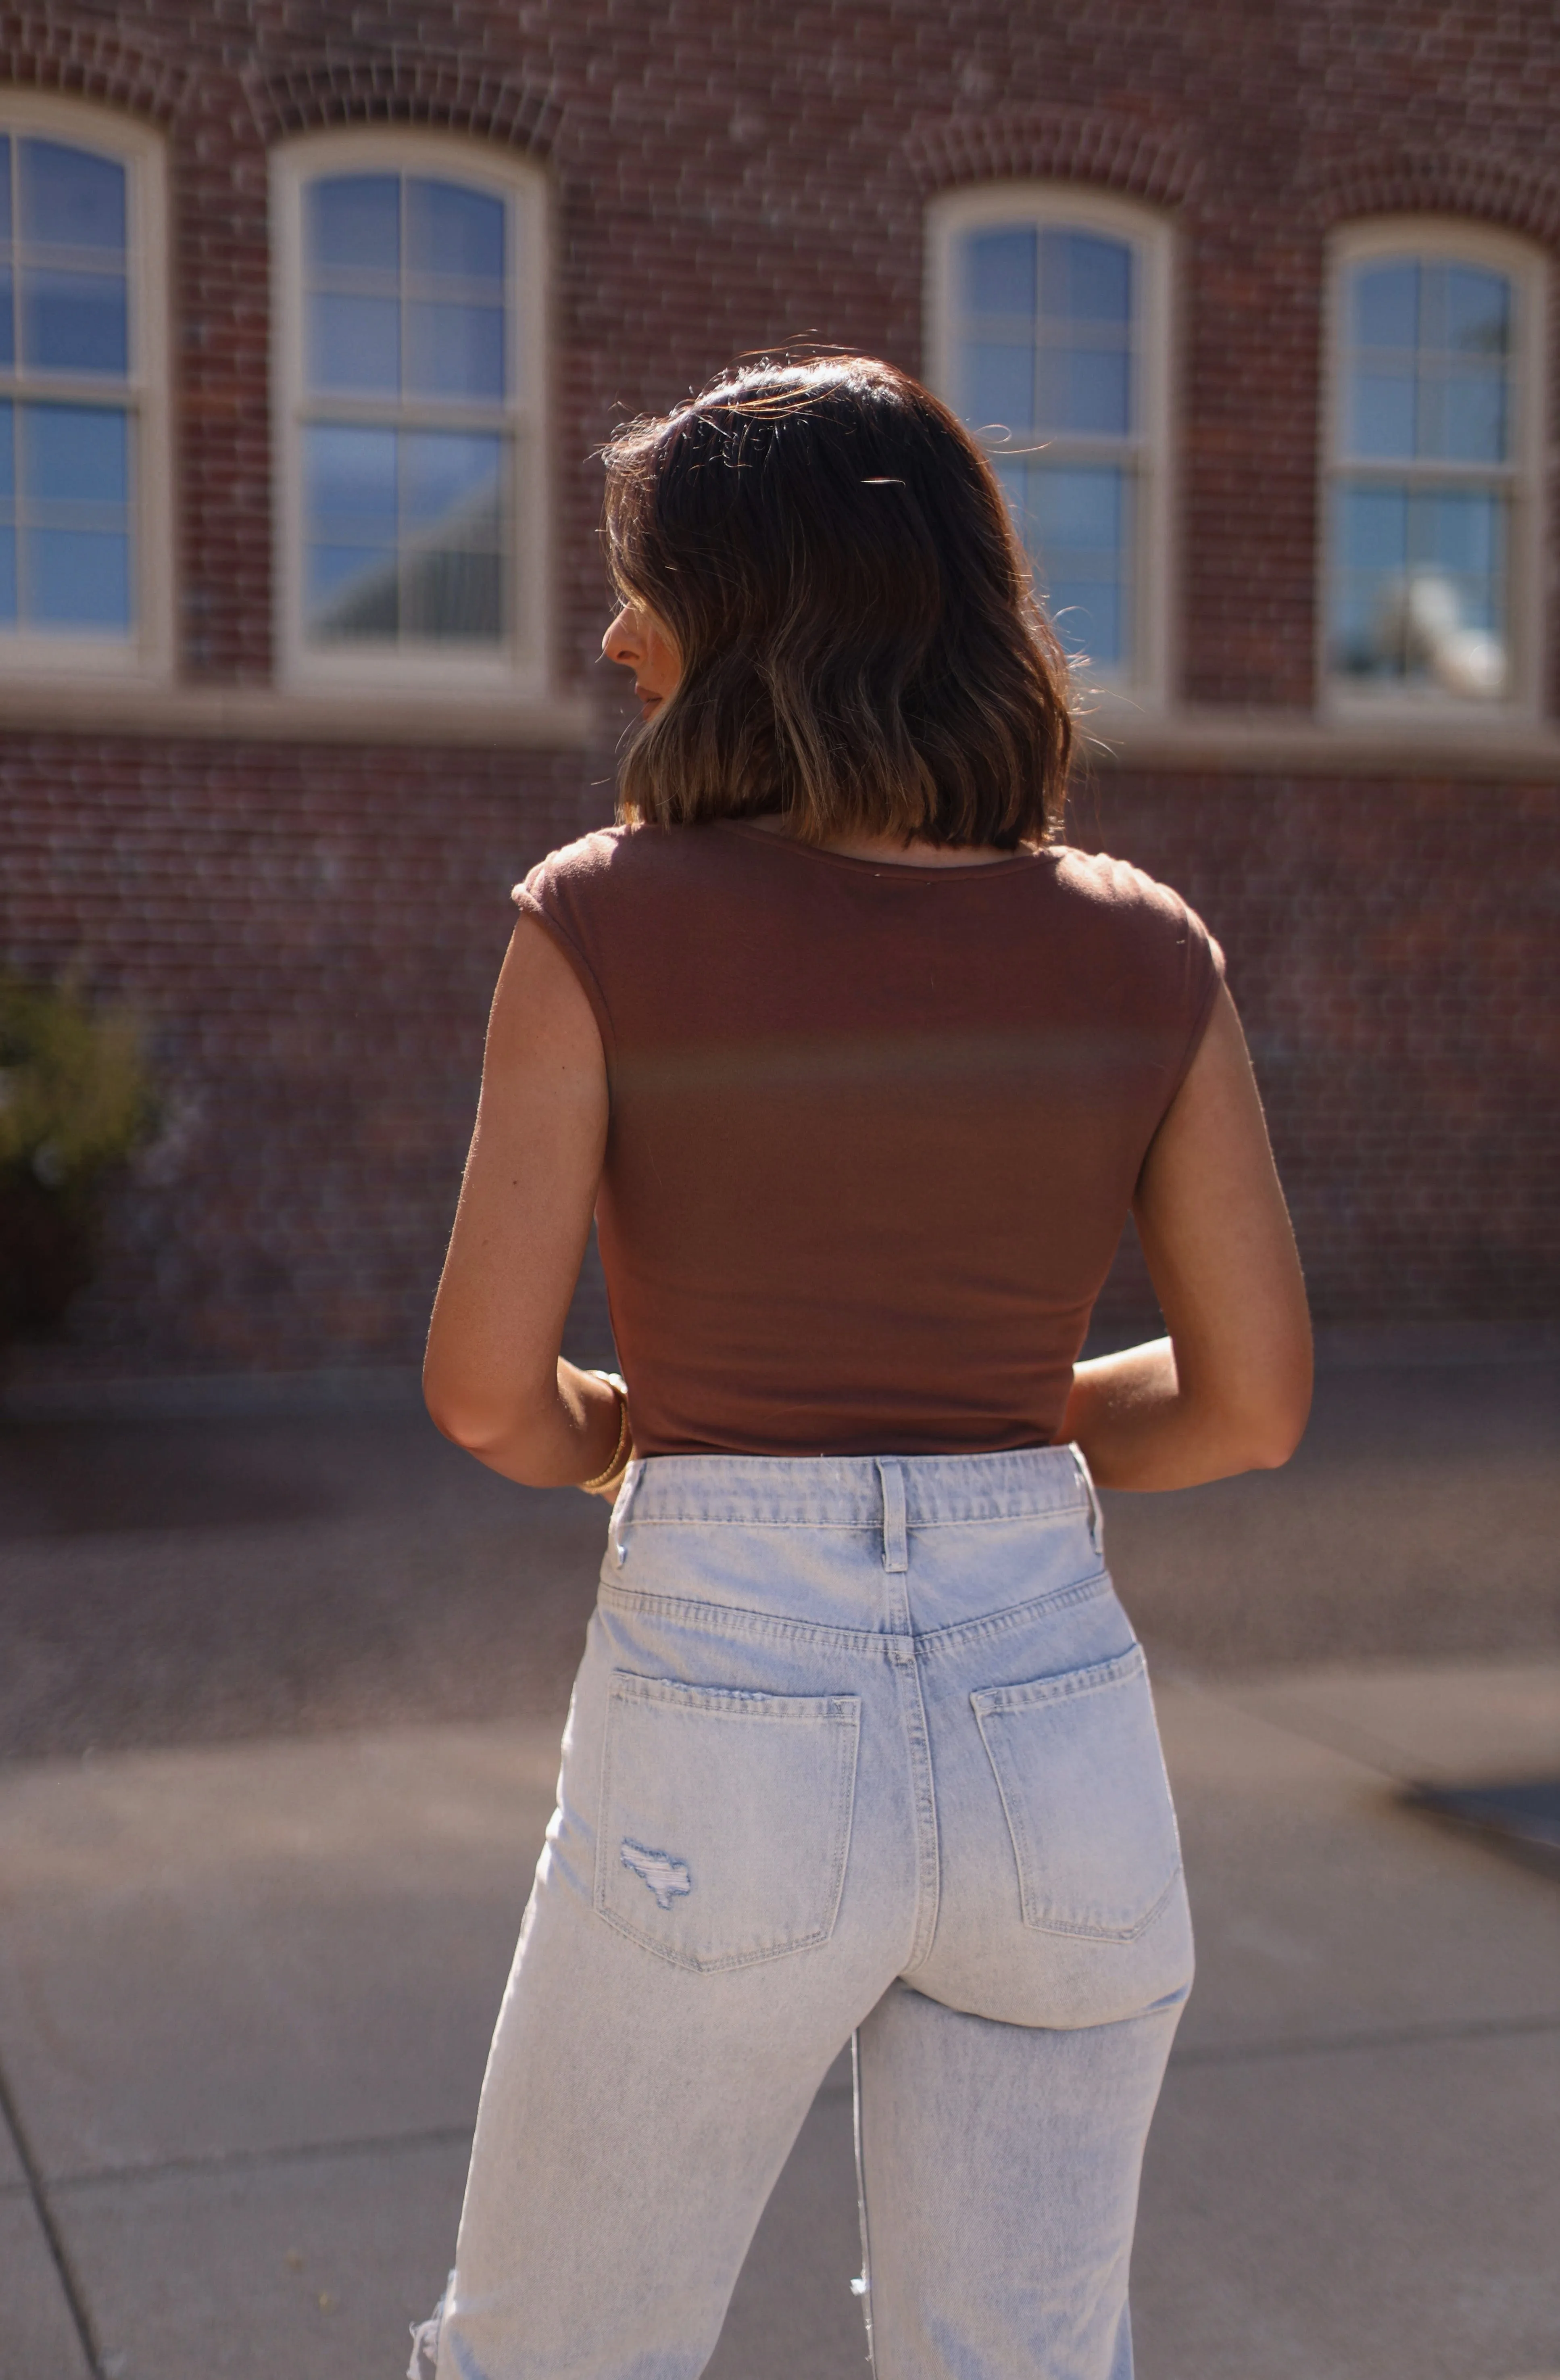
[1,1656,1555,2380]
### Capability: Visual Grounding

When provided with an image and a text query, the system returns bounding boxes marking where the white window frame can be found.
[1321,217,1547,724]
[271,128,549,698]
[925,182,1176,714]
[0,92,171,683]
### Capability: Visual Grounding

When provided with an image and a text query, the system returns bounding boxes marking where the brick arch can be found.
[0,24,194,124]
[906,105,1201,212]
[1298,148,1560,249]
[245,57,559,156]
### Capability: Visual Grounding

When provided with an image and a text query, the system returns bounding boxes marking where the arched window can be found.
[1324,222,1545,711]
[0,96,169,677]
[272,132,547,693]
[926,186,1173,706]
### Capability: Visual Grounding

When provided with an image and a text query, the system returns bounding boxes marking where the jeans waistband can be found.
[615,1445,1095,1535]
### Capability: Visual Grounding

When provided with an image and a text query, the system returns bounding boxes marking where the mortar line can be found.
[0,2050,102,2377]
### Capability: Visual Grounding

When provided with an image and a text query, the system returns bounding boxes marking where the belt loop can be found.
[1070,1443,1103,1558]
[877,1459,908,1573]
[611,1458,644,1567]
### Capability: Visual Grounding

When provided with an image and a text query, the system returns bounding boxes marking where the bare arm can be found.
[423,916,624,1489]
[1059,985,1313,1489]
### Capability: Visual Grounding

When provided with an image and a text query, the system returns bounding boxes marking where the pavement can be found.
[0,1356,1557,2380]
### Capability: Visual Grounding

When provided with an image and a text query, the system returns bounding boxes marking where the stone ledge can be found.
[1078,709,1560,781]
[0,681,596,749]
[0,1366,428,1424]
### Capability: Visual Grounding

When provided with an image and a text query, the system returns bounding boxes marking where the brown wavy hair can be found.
[601,356,1073,848]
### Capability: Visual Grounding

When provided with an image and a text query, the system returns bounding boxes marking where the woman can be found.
[419,356,1311,2380]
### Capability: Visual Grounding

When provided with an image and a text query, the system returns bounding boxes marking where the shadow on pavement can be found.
[1,1356,1556,1763]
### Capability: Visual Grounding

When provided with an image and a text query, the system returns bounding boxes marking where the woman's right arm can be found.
[1058,984,1313,1490]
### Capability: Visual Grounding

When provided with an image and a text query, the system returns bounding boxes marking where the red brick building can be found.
[1,1,1556,1398]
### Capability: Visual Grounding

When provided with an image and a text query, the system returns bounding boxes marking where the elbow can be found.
[1228,1318,1314,1473]
[1242,1419,1306,1472]
[422,1369,529,1468]
[1187,1359,1312,1479]
[1233,1377,1313,1473]
[423,1360,569,1488]
[423,1381,493,1455]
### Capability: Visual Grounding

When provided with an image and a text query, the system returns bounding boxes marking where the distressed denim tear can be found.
[620,1840,693,1909]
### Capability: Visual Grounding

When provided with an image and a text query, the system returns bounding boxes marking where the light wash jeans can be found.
[418,1448,1193,2380]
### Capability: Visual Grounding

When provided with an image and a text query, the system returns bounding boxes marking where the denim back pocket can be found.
[594,1672,861,1971]
[972,1644,1181,1941]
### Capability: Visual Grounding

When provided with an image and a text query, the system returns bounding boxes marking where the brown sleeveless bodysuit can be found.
[516,822,1223,1458]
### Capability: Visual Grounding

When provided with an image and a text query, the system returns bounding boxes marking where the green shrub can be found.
[0,974,156,1340]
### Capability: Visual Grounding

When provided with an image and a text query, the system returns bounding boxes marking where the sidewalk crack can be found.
[1169,2011,1560,2069]
[0,2052,102,2376]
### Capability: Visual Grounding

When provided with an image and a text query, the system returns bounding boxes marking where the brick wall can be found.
[1079,774,1560,1333]
[1,732,608,1381]
[2,0,1556,1386]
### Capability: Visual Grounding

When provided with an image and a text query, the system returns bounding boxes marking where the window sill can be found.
[0,678,596,747]
[1078,706,1560,781]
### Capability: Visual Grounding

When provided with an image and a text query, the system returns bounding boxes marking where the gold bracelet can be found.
[578,1371,632,1495]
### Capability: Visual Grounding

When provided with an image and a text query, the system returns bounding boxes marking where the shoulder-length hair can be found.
[601,356,1073,848]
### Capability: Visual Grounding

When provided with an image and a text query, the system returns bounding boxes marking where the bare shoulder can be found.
[1049,844,1214,940]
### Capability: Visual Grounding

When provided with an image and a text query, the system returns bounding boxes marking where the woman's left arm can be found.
[423,914,624,1489]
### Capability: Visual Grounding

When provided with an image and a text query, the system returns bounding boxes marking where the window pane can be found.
[1001,460,1129,668]
[19,140,125,253]
[1032,460,1125,551]
[13,140,128,379]
[967,340,1033,433]
[1442,265,1508,356]
[24,402,127,505]
[1340,485,1408,571]
[1041,230,1131,323]
[1411,487,1501,588]
[304,426,397,638]
[307,539,399,640]
[1438,367,1507,465]
[967,229,1035,317]
[402,432,504,634]
[1037,344,1130,436]
[304,423,397,534]
[1354,262,1417,350]
[1351,370,1416,459]
[21,266,127,375]
[405,299,504,401]
[298,171,516,652]
[402,428,501,524]
[0,400,12,619]
[402,545,501,639]
[307,176,400,274]
[29,528,129,629]
[405,179,504,285]
[307,290,400,396]
[0,140,11,379]
[1331,482,1506,697]
[1034,462,1128,666]
[1345,254,1513,466]
[303,423,505,646]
